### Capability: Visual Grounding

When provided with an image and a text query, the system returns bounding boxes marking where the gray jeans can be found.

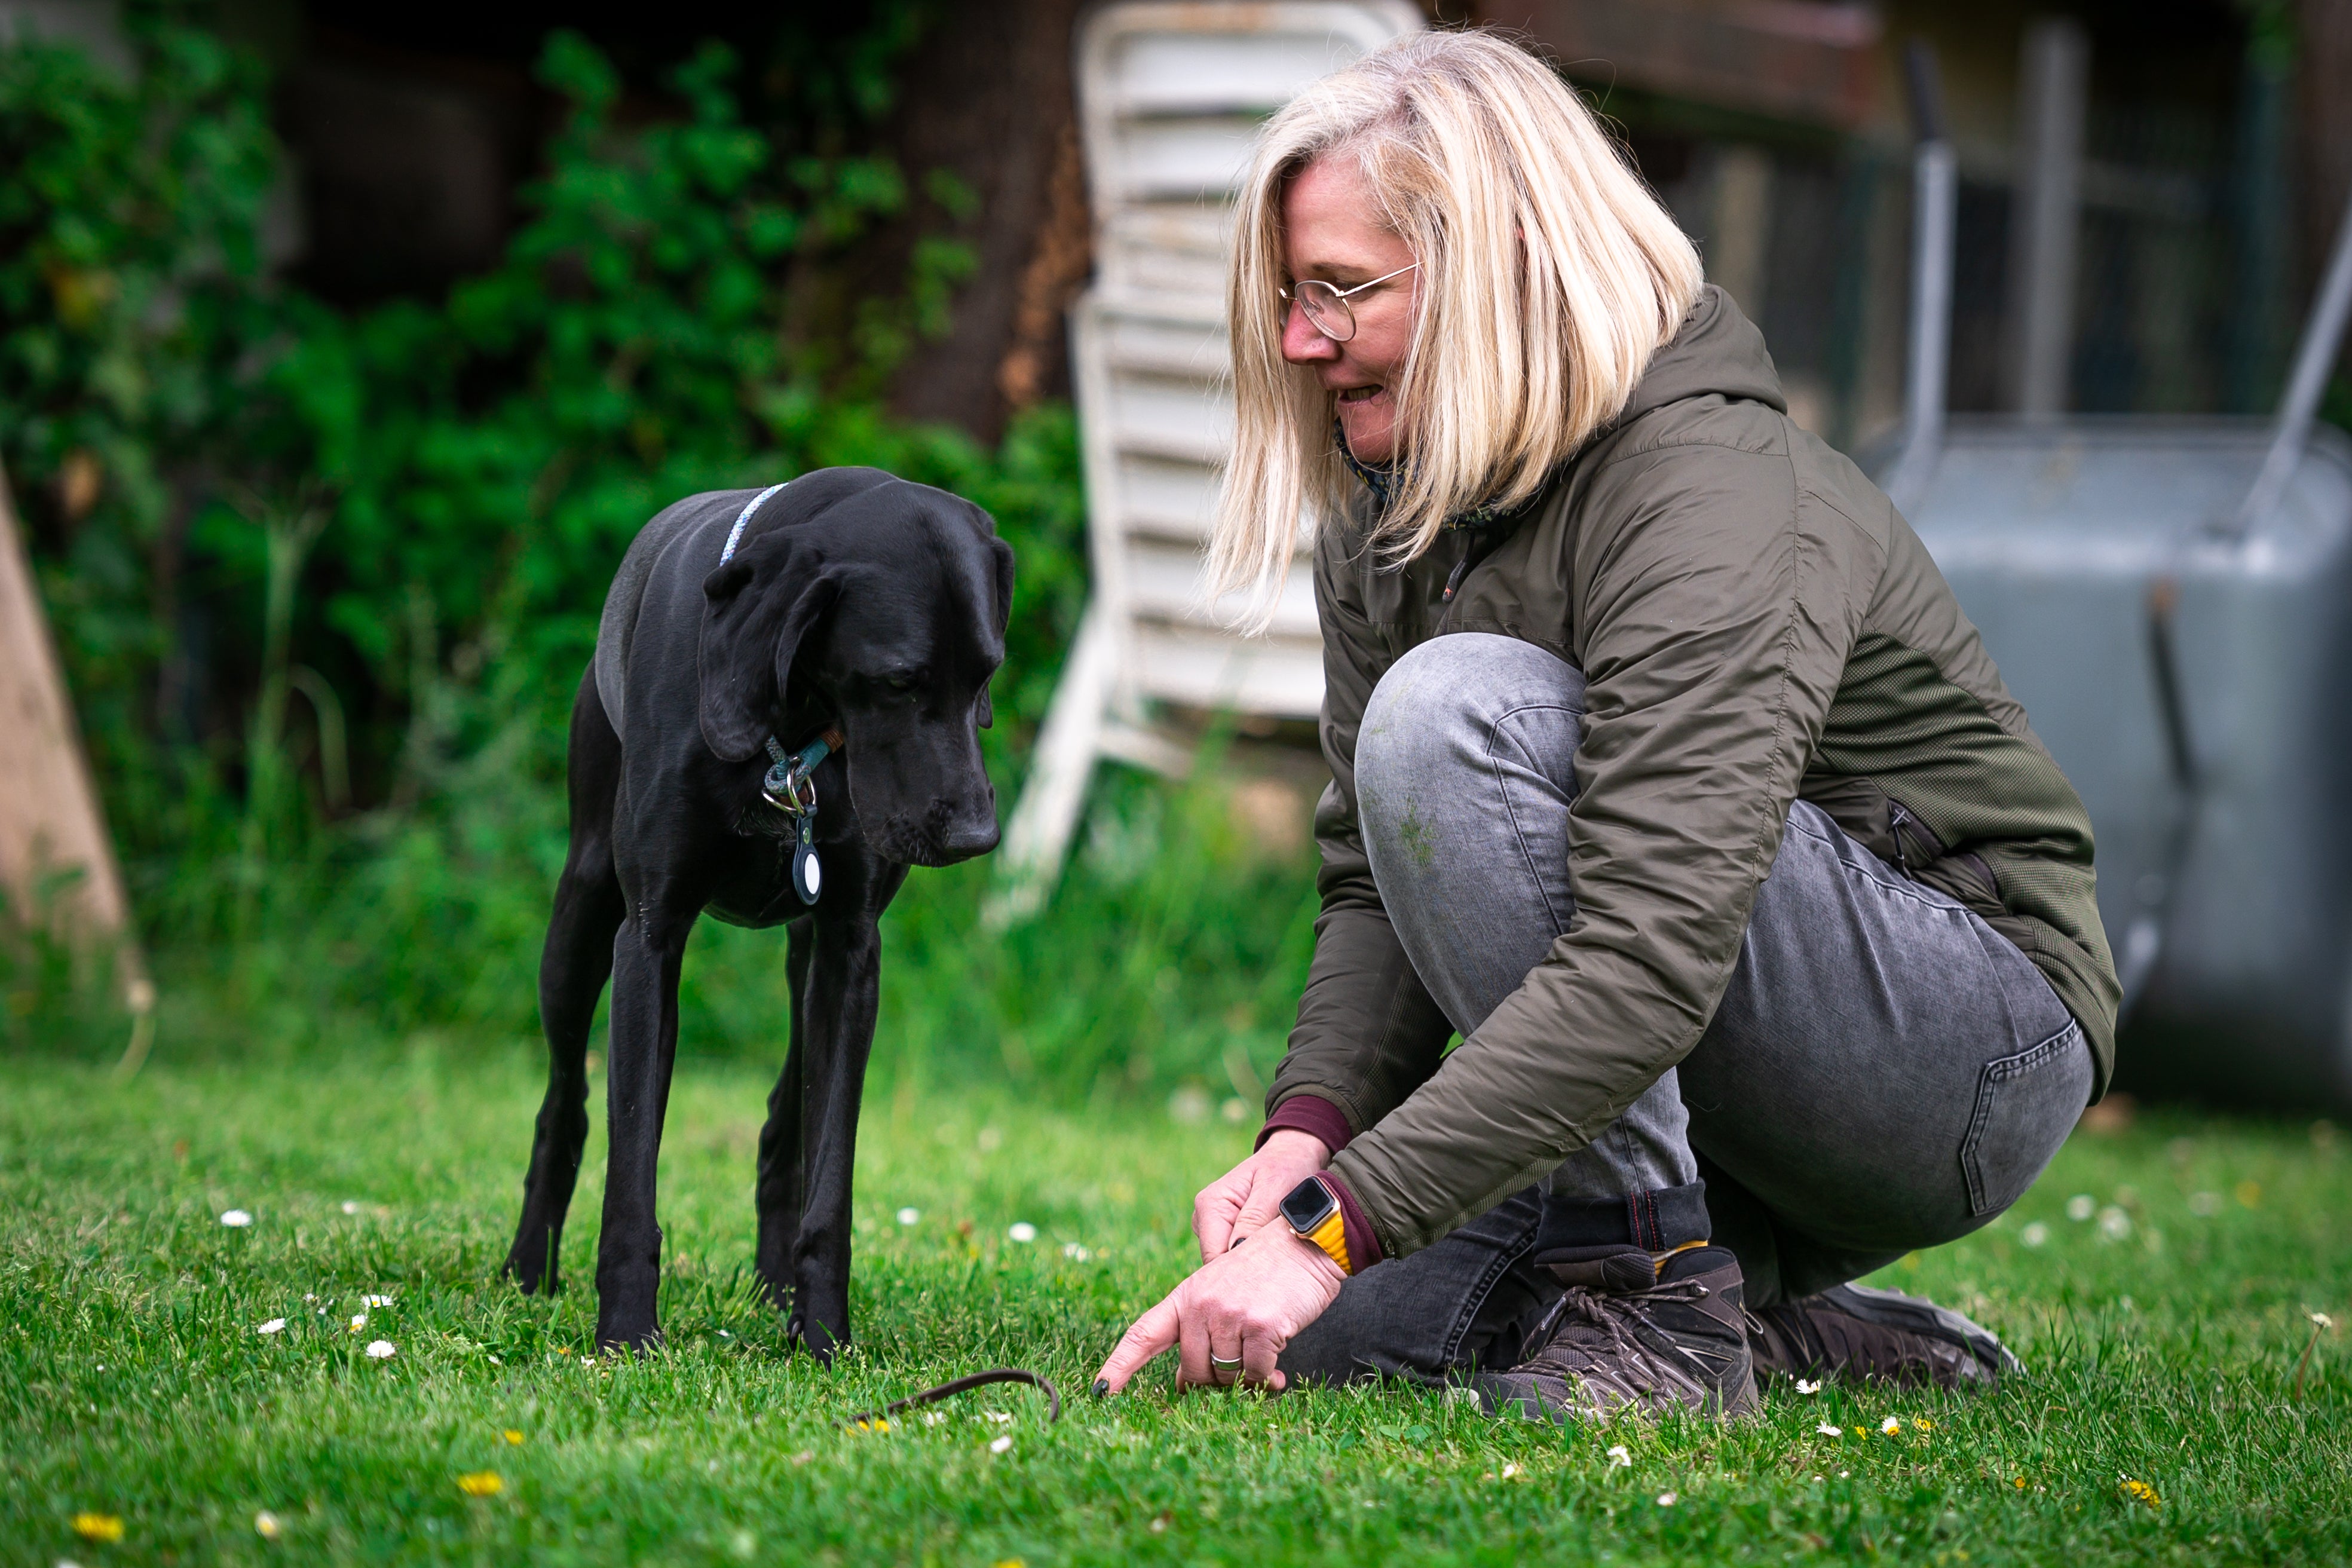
[1280,633,2091,1385]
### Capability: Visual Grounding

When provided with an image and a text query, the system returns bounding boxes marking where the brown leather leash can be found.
[844,1368,1062,1431]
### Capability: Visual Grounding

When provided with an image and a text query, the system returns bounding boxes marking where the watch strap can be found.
[1284,1175,1353,1275]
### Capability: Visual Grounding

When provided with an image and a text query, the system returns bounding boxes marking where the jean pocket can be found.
[1961,1021,2093,1217]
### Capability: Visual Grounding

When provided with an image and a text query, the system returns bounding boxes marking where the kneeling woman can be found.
[1094,28,2116,1421]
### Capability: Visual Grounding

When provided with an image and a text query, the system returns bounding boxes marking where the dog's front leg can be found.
[593,889,699,1353]
[788,852,908,1363]
[754,915,816,1309]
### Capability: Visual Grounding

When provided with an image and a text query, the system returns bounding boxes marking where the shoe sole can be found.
[1824,1284,2024,1380]
[1469,1371,1757,1425]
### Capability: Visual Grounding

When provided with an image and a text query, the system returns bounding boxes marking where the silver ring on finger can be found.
[1209,1353,1244,1380]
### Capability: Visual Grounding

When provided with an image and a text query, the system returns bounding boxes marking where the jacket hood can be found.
[1613,284,1787,428]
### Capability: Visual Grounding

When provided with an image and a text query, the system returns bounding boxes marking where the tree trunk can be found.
[880,0,1092,445]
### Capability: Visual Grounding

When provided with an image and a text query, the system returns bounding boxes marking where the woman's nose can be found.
[1280,299,1338,364]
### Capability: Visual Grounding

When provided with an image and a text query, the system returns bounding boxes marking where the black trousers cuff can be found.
[1530,1180,1711,1260]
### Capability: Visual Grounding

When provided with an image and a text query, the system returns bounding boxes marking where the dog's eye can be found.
[884,674,917,692]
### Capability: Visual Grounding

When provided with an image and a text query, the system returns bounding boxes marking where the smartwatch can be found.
[1280,1175,1352,1275]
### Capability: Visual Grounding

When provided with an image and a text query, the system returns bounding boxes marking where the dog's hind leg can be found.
[754,914,816,1312]
[504,666,626,1297]
[786,850,909,1364]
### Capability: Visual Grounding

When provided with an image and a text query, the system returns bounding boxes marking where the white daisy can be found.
[989,1435,1013,1454]
[896,1208,920,1226]
[1656,1492,1677,1506]
[1606,1444,1632,1468]
[257,1319,286,1336]
[1007,1222,1037,1244]
[221,1209,254,1228]
[1817,1422,1843,1437]
[365,1340,396,1359]
[1796,1379,1822,1394]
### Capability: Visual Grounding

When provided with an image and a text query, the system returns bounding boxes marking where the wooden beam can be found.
[0,463,134,944]
[2304,0,2352,305]
[1479,0,1882,131]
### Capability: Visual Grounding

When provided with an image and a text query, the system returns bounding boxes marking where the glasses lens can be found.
[1293,280,1356,342]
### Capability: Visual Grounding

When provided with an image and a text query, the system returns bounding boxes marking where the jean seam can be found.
[1784,807,1975,917]
[1437,1206,1545,1368]
[1481,702,1583,939]
[1960,1018,2085,1215]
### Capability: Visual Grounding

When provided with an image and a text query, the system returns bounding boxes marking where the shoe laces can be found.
[1523,1277,1717,1389]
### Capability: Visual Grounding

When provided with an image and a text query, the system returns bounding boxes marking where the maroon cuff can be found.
[1255,1095,1353,1156]
[1321,1171,1385,1275]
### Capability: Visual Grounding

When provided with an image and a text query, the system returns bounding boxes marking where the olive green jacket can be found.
[1270,286,2119,1262]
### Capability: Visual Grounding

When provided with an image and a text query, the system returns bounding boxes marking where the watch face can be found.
[1281,1177,1337,1235]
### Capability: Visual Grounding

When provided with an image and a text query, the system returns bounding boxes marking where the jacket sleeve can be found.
[1261,517,1454,1141]
[1327,440,1868,1257]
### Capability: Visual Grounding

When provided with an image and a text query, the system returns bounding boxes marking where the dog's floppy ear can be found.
[975,530,1015,731]
[698,546,839,762]
[988,534,1015,640]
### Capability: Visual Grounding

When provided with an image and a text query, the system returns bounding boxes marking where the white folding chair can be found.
[990,0,1419,921]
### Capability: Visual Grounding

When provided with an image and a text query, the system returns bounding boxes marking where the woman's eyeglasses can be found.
[1279,262,1419,343]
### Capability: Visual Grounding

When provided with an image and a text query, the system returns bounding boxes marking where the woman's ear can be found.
[697,550,838,762]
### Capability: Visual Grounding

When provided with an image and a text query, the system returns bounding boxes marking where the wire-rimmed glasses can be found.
[1279,262,1419,343]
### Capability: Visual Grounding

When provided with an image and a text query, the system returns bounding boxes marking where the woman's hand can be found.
[1094,1227,1346,1394]
[1193,1129,1331,1261]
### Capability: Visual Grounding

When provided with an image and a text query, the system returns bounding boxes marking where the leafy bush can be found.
[1,13,1316,1102]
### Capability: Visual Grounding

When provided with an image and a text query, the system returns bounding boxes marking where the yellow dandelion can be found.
[2120,1475,2161,1509]
[2014,1477,2028,1490]
[503,1429,524,1446]
[1915,1418,1934,1431]
[457,1472,504,1497]
[72,1512,125,1542]
[853,1417,891,1433]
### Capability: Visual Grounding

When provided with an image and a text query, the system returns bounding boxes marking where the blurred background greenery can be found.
[0,5,1319,1109]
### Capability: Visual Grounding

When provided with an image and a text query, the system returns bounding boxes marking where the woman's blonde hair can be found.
[1210,29,1703,618]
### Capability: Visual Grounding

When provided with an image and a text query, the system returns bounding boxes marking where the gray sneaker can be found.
[1472,1245,1760,1424]
[1748,1283,2022,1391]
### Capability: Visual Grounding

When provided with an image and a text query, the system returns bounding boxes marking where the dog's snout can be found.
[939,815,1000,861]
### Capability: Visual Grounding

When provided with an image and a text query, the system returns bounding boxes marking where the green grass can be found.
[4,1045,2348,1565]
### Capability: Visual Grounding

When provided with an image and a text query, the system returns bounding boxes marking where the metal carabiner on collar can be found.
[762,728,842,818]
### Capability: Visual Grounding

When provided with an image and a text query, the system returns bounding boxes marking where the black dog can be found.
[502,467,1012,1357]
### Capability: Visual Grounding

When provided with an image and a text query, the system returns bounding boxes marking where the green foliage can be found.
[3,1050,2348,1563]
[0,13,1316,1101]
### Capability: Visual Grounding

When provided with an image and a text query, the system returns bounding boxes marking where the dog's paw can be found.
[500,1247,558,1297]
[594,1319,663,1357]
[786,1308,849,1367]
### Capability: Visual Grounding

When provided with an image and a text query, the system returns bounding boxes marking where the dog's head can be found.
[696,468,1013,866]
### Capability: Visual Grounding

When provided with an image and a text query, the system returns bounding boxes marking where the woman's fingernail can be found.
[1092,1378,1111,1399]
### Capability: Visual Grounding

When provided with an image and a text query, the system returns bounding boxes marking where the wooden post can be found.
[0,462,136,945]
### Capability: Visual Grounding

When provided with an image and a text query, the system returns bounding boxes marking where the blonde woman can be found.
[1094,29,2117,1423]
